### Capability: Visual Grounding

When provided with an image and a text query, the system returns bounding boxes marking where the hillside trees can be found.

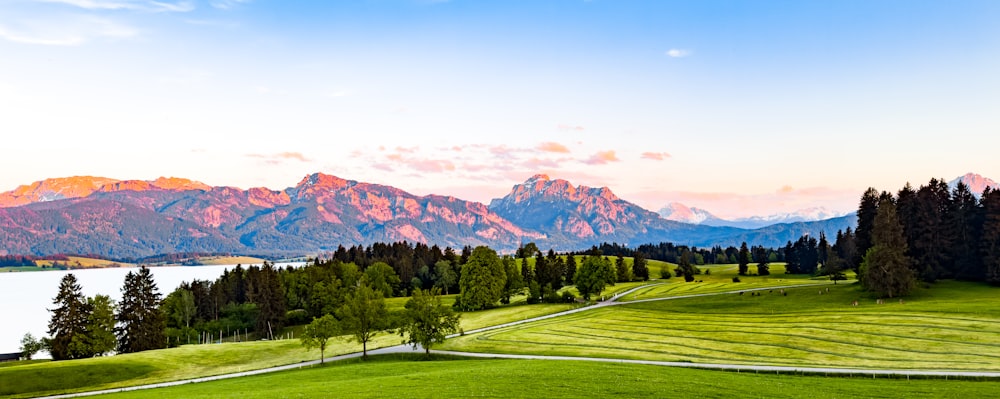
[500,255,524,304]
[855,187,881,271]
[860,200,915,298]
[632,252,649,281]
[676,250,697,282]
[457,246,506,311]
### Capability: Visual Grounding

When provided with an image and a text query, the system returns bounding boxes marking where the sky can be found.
[1,0,998,219]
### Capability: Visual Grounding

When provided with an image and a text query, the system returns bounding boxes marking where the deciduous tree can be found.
[399,288,460,356]
[338,278,388,359]
[300,314,339,364]
[457,246,506,311]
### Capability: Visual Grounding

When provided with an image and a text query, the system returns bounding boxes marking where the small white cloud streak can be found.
[666,48,691,58]
[0,17,138,46]
[34,0,195,12]
[210,0,250,10]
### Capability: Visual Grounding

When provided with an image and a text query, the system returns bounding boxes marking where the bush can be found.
[732,276,741,283]
[705,269,712,275]
[285,309,310,326]
[561,291,576,303]
[659,267,672,279]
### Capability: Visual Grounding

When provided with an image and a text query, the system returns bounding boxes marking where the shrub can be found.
[286,309,310,326]
[732,276,741,283]
[561,291,576,303]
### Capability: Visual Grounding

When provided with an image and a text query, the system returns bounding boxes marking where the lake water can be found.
[0,264,302,354]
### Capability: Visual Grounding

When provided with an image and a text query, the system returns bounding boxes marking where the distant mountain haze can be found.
[14,172,982,258]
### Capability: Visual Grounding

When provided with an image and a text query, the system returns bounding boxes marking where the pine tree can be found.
[855,187,881,271]
[116,266,166,353]
[565,254,577,284]
[981,188,1000,285]
[950,182,984,280]
[47,273,90,360]
[753,246,770,276]
[860,200,916,298]
[631,252,649,281]
[251,262,286,339]
[912,178,952,281]
[737,242,750,276]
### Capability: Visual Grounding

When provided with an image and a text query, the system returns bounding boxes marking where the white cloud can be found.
[209,0,250,10]
[0,16,138,46]
[34,0,195,12]
[666,48,691,58]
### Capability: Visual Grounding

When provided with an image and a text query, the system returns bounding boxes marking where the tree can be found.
[950,182,984,280]
[982,188,1000,285]
[457,246,506,311]
[615,255,631,282]
[84,294,117,356]
[338,277,388,359]
[300,314,339,364]
[860,199,916,298]
[575,255,615,300]
[753,246,770,276]
[399,288,460,356]
[432,260,456,295]
[364,262,401,298]
[565,254,578,284]
[249,262,286,339]
[47,273,89,360]
[632,252,649,281]
[116,266,166,354]
[19,333,44,360]
[855,187,881,271]
[500,256,524,304]
[676,250,696,282]
[163,288,196,329]
[738,242,750,276]
[911,179,952,281]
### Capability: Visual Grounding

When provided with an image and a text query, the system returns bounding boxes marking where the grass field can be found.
[34,256,134,269]
[0,301,577,398]
[94,355,1000,399]
[440,280,1000,371]
[622,264,848,301]
[162,256,266,266]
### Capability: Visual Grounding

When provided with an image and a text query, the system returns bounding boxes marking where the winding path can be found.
[34,281,999,398]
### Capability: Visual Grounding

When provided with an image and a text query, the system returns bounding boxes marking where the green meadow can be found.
[92,355,1000,399]
[440,280,1000,371]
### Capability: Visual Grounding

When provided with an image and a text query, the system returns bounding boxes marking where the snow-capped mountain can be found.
[658,202,726,225]
[658,202,851,229]
[949,173,999,198]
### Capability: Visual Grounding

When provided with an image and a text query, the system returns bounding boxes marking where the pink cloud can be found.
[407,159,456,173]
[584,150,620,165]
[641,152,672,161]
[521,158,560,169]
[245,152,312,163]
[557,124,585,131]
[537,142,570,153]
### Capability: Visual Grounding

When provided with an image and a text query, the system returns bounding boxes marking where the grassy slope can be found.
[97,355,1000,399]
[35,257,134,268]
[622,264,847,300]
[0,301,576,398]
[441,280,1000,371]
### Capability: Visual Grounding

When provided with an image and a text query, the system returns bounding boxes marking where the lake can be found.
[0,263,303,354]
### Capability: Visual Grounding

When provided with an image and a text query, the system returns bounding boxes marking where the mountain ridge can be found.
[1,172,864,257]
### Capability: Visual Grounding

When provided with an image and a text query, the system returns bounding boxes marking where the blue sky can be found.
[1,0,998,218]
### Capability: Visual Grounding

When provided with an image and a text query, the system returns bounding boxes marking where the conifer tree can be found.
[565,254,577,284]
[981,188,1000,285]
[47,273,90,360]
[912,178,952,281]
[632,252,649,281]
[116,266,166,353]
[737,242,750,276]
[860,200,916,298]
[950,182,984,280]
[855,187,881,271]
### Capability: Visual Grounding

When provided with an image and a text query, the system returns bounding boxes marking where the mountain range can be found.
[0,172,867,259]
[659,203,851,229]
